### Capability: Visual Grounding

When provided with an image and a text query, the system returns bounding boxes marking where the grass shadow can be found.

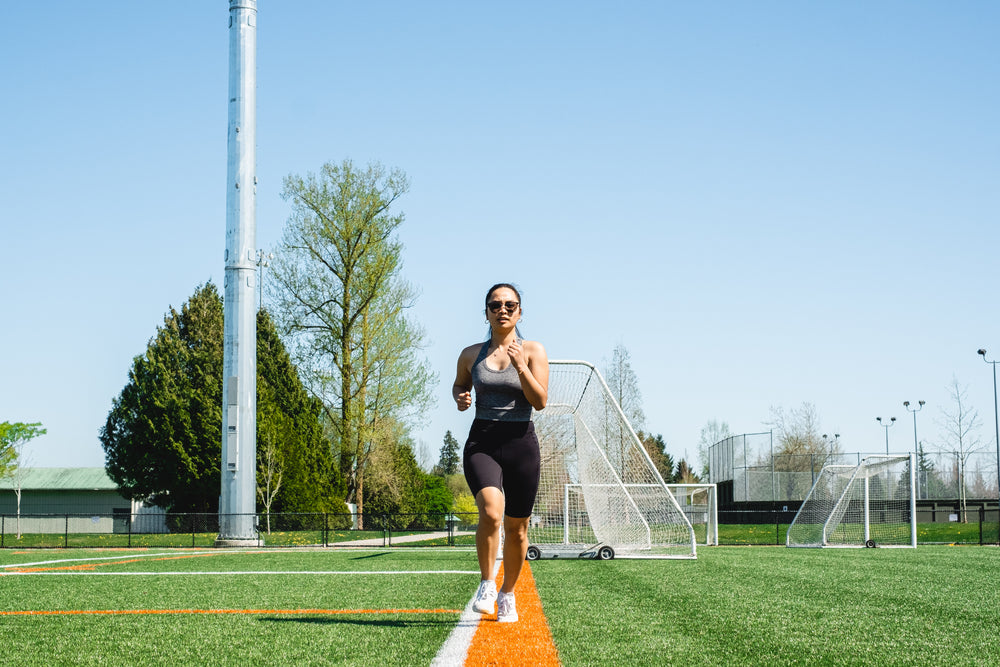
[349,552,391,560]
[258,616,455,627]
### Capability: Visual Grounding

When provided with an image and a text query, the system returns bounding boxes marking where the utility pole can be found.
[218,0,258,546]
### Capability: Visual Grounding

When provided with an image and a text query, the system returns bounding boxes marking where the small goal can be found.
[667,483,718,546]
[786,454,916,548]
[528,360,696,559]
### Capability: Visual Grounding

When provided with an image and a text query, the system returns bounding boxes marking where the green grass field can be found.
[1,546,998,665]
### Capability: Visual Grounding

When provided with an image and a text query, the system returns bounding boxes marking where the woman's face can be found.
[486,287,521,328]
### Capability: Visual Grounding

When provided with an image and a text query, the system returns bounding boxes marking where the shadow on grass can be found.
[258,616,455,627]
[349,552,391,560]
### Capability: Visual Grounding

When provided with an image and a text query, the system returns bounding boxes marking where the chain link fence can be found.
[1,506,996,548]
[709,433,999,502]
[0,511,482,549]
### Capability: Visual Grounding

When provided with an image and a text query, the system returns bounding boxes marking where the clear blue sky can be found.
[2,2,998,472]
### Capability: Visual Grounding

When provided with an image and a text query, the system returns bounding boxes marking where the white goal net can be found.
[528,361,696,558]
[786,454,916,548]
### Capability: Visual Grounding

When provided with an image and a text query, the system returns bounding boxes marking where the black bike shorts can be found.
[463,419,541,519]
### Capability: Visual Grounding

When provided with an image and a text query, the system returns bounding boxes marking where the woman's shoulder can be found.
[459,342,486,361]
[522,339,547,357]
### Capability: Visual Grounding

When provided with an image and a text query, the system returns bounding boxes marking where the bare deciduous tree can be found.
[256,434,283,534]
[934,377,986,522]
[766,403,837,499]
[698,419,731,479]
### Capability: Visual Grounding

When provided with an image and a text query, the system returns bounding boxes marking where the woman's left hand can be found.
[506,339,527,374]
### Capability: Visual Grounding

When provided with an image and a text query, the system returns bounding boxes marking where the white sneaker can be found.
[497,591,518,622]
[472,580,497,614]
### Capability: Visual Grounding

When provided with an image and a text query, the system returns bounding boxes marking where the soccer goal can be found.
[527,360,697,559]
[786,454,916,548]
[667,483,718,546]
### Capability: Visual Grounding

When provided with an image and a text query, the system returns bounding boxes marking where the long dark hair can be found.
[484,282,524,340]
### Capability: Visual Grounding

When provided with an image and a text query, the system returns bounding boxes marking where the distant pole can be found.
[978,349,1000,511]
[218,0,258,546]
[256,250,273,311]
[876,416,896,455]
[904,401,924,499]
[822,433,840,464]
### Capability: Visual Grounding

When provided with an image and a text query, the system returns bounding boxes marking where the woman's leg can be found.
[475,487,505,581]
[499,515,530,593]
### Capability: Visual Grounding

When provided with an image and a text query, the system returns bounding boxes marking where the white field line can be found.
[1,570,480,577]
[430,559,501,667]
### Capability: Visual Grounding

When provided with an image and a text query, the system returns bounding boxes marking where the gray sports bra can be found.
[471,342,533,422]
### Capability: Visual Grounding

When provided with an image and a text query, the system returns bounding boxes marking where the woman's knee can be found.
[477,488,505,526]
[504,516,530,540]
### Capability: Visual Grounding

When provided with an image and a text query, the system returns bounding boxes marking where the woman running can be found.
[453,283,549,623]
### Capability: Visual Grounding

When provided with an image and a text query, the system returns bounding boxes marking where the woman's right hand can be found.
[455,390,472,411]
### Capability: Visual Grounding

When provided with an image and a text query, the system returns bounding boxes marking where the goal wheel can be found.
[526,545,541,561]
[597,545,615,560]
[865,539,876,549]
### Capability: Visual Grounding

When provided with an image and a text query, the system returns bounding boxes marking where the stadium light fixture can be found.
[904,400,925,499]
[977,349,1000,509]
[876,416,896,454]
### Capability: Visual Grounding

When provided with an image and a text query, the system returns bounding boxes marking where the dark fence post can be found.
[980,505,985,546]
[64,515,69,547]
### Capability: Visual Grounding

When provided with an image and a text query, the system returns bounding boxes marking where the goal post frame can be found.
[563,482,718,546]
[787,453,917,548]
[529,360,697,558]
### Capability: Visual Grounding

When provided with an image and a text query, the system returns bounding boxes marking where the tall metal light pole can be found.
[876,416,896,454]
[218,0,258,546]
[904,400,925,499]
[977,349,1000,511]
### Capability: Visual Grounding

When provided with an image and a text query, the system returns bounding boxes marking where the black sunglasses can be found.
[487,300,520,313]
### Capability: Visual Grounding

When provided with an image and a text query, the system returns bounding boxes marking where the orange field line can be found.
[0,607,460,617]
[9,552,226,573]
[465,561,561,666]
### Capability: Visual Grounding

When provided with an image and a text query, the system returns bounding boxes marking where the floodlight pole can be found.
[876,416,896,455]
[904,401,924,499]
[978,349,1000,516]
[218,0,258,546]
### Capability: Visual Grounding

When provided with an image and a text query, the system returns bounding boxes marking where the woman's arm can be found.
[453,345,476,411]
[508,340,548,410]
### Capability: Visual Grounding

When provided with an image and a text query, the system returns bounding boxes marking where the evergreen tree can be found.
[675,458,700,484]
[256,309,346,518]
[101,283,224,513]
[637,431,675,483]
[101,284,345,516]
[432,430,461,477]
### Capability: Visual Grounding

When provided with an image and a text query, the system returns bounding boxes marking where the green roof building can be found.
[0,468,164,537]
